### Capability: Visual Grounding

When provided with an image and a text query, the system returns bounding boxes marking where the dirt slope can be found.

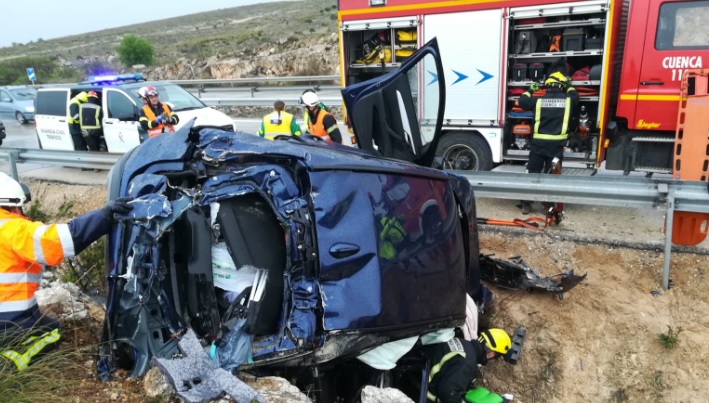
[479,231,709,403]
[21,180,709,402]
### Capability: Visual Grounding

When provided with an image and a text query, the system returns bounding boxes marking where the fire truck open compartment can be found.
[505,1,609,165]
[341,16,420,85]
[339,0,709,175]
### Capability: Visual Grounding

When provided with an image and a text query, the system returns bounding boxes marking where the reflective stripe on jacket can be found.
[258,110,301,139]
[518,87,578,141]
[79,103,102,130]
[67,92,88,125]
[0,211,74,314]
[140,103,175,138]
[0,208,110,328]
[307,108,335,142]
[427,338,467,402]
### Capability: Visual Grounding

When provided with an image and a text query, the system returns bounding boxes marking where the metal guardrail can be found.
[0,148,120,180]
[200,96,342,107]
[171,75,340,86]
[454,170,709,290]
[1,146,706,290]
[39,75,344,106]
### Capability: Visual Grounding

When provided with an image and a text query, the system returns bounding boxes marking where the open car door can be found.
[343,38,446,167]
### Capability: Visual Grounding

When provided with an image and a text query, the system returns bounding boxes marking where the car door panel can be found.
[103,89,143,153]
[313,170,466,331]
[343,38,446,167]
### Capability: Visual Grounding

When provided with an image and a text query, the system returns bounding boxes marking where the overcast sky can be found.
[1,0,289,47]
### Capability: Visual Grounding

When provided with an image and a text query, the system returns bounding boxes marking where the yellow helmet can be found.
[478,328,512,355]
[545,71,568,89]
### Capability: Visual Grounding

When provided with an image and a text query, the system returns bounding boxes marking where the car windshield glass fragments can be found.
[10,88,36,100]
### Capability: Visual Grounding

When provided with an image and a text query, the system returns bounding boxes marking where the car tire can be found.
[436,132,493,171]
[15,112,27,125]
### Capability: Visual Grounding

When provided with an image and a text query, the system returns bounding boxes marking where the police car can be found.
[34,73,235,153]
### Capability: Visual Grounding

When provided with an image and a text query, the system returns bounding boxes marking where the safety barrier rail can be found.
[200,96,343,107]
[0,148,120,180]
[1,146,706,290]
[454,170,709,290]
[38,75,343,107]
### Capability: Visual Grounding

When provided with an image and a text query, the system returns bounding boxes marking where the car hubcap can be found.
[442,145,478,170]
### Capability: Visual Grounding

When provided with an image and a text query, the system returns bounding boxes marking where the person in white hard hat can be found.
[301,91,342,144]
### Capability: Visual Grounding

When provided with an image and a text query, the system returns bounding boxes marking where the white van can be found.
[34,74,235,153]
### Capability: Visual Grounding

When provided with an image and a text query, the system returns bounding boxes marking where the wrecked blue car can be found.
[99,39,483,399]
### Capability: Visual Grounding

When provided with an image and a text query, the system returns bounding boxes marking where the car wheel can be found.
[15,112,27,124]
[436,132,493,171]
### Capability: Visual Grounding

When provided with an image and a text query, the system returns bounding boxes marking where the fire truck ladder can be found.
[671,69,709,247]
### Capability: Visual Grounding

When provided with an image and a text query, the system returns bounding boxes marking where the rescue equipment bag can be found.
[395,48,414,60]
[571,66,591,81]
[396,30,417,42]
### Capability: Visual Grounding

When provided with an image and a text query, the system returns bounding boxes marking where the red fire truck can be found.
[337,0,709,175]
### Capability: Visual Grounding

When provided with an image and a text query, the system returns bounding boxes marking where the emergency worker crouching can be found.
[301,91,342,144]
[517,72,579,215]
[258,100,302,140]
[139,85,179,138]
[0,172,132,371]
[425,328,512,403]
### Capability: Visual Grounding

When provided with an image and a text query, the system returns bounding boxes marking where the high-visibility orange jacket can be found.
[307,108,342,143]
[139,102,178,138]
[0,208,111,330]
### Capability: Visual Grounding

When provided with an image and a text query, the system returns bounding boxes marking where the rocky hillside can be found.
[0,0,340,82]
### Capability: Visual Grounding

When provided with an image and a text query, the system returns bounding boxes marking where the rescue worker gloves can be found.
[0,172,27,206]
[155,114,164,124]
[478,328,512,355]
[529,82,540,92]
[102,198,133,219]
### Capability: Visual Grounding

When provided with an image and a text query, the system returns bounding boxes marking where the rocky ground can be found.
[18,179,709,402]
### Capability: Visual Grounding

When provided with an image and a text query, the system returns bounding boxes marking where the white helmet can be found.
[301,91,320,107]
[0,172,27,207]
[137,86,148,99]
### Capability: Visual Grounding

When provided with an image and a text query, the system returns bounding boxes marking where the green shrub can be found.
[658,325,683,349]
[116,35,155,66]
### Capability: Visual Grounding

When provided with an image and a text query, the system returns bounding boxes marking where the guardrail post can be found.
[8,150,20,181]
[662,190,675,291]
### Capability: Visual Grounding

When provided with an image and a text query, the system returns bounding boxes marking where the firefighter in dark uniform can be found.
[517,72,579,215]
[67,91,89,151]
[424,328,512,403]
[79,90,104,151]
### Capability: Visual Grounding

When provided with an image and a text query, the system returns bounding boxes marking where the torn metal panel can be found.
[153,329,265,403]
[479,254,587,299]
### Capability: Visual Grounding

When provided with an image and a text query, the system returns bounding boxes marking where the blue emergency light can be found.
[85,73,145,85]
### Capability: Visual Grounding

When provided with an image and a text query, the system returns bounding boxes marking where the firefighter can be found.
[139,85,179,138]
[0,172,132,370]
[517,72,578,215]
[424,329,512,403]
[67,91,89,151]
[79,90,104,152]
[301,91,342,144]
[258,100,302,140]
